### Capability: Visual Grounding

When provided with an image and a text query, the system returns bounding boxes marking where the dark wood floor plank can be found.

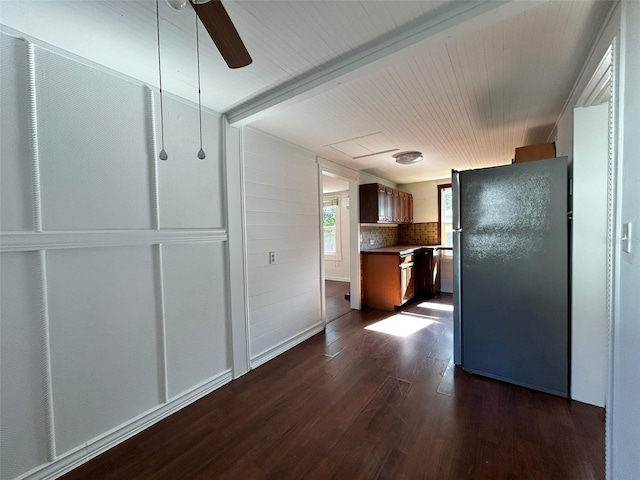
[61,294,604,480]
[325,280,351,323]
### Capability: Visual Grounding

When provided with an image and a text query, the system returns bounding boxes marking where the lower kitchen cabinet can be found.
[361,252,415,311]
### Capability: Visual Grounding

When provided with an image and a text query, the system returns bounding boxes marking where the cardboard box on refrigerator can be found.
[514,142,556,163]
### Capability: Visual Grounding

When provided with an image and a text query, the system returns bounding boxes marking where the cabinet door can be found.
[377,185,387,221]
[401,192,408,223]
[384,187,394,222]
[360,184,412,224]
[358,184,379,223]
[401,264,415,303]
[393,190,401,222]
[361,253,402,310]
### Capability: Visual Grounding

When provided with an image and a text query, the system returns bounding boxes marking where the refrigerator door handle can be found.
[452,170,461,231]
[453,228,462,366]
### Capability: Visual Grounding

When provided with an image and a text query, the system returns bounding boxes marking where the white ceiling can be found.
[322,174,350,194]
[0,0,613,184]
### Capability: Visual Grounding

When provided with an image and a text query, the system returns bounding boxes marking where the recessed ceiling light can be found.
[393,151,423,165]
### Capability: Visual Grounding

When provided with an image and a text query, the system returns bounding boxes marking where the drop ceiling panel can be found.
[250,0,612,183]
[327,132,397,158]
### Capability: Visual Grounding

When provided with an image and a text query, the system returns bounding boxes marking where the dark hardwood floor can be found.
[61,295,604,480]
[325,280,351,323]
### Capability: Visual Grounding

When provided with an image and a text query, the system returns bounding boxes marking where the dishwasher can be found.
[416,248,440,298]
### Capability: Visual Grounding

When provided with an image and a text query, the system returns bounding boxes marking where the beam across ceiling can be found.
[226,0,548,126]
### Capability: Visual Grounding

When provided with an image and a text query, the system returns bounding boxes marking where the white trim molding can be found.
[250,323,324,370]
[325,276,350,283]
[17,370,232,480]
[0,229,228,252]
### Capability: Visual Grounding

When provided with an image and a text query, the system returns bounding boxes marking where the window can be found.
[323,195,341,260]
[438,184,453,246]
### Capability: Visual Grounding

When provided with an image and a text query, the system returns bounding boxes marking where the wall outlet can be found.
[369,239,374,246]
[269,251,276,264]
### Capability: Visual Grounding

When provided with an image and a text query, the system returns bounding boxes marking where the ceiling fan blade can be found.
[190,0,252,69]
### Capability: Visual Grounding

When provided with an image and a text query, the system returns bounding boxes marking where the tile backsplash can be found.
[398,222,439,245]
[360,225,398,250]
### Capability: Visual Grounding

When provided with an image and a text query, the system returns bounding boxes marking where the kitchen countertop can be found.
[361,245,453,255]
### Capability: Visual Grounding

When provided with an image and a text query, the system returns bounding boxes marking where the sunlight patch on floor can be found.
[365,313,436,337]
[417,301,454,312]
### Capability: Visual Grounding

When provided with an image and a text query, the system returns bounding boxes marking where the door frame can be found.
[317,159,361,327]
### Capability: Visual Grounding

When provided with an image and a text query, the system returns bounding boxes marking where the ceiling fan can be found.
[167,0,252,69]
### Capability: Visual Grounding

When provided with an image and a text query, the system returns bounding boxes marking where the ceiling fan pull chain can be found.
[156,0,168,161]
[195,8,206,160]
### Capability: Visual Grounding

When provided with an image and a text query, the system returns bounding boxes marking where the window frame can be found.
[437,183,453,246]
[323,194,342,261]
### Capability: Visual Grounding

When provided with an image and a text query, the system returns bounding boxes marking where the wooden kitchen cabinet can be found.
[359,183,413,224]
[361,252,415,311]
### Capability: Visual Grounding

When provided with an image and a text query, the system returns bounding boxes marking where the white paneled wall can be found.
[34,48,154,230]
[399,178,450,223]
[243,129,323,367]
[0,252,49,480]
[0,34,33,232]
[158,98,223,229]
[46,246,161,455]
[0,32,232,480]
[162,242,230,399]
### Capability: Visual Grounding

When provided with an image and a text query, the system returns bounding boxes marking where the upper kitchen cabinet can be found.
[360,183,413,224]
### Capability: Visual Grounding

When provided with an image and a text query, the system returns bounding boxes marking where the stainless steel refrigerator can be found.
[452,157,570,397]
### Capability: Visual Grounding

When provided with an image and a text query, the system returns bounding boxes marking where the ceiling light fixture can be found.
[394,151,423,165]
[168,0,211,10]
[167,0,188,9]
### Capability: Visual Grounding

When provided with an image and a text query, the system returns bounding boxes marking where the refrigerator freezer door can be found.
[460,157,569,396]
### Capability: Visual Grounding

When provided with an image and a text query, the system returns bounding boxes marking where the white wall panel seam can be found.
[26,41,42,233]
[605,38,617,477]
[38,250,57,461]
[155,245,169,404]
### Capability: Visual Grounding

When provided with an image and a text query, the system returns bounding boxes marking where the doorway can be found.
[321,172,352,323]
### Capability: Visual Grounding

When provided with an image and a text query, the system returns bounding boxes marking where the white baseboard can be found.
[250,322,324,369]
[325,276,350,282]
[20,370,232,480]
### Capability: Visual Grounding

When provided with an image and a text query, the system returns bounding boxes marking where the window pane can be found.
[323,205,336,227]
[443,188,452,222]
[443,222,453,246]
[439,186,453,245]
[324,226,336,253]
[322,200,340,257]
